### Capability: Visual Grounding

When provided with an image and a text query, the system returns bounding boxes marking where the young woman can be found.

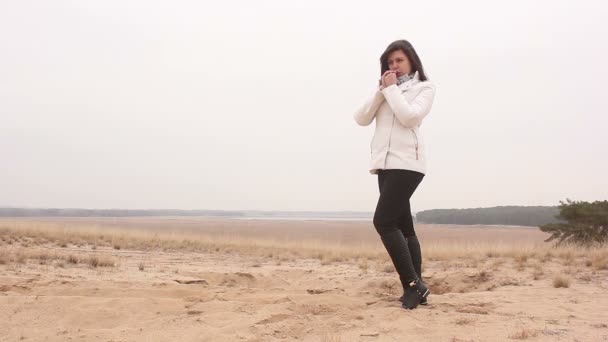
[353,39,436,310]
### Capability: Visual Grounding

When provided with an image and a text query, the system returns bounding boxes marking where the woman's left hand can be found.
[383,72,397,87]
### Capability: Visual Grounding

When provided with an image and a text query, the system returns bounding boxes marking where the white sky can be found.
[1,0,607,212]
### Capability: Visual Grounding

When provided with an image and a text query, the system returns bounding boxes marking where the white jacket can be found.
[354,71,436,175]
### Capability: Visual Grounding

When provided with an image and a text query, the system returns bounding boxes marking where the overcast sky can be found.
[1,0,607,212]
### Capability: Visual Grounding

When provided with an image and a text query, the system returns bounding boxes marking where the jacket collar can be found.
[398,71,420,90]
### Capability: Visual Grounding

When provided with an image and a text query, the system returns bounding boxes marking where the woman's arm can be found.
[381,82,436,127]
[353,89,385,126]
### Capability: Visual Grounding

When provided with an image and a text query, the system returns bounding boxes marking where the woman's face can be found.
[387,49,412,77]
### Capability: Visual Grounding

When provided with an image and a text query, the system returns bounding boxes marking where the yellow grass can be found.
[509,328,539,339]
[0,246,116,268]
[0,221,382,263]
[0,219,606,268]
[532,263,544,280]
[553,275,571,288]
[454,317,475,325]
[589,250,608,270]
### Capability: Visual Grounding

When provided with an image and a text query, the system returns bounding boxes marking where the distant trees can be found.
[416,206,561,227]
[539,199,608,246]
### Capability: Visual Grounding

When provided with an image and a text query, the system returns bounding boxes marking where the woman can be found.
[353,39,436,310]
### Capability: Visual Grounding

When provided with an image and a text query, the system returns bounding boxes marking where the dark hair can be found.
[380,40,428,81]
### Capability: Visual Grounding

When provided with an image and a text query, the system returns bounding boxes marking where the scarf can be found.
[396,73,415,86]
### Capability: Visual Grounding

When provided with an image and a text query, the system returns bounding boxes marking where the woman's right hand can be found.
[380,70,397,89]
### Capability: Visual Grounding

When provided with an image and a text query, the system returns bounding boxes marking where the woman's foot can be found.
[400,279,430,310]
[398,292,428,305]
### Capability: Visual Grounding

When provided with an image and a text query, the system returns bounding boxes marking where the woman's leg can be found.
[394,171,424,280]
[373,170,424,288]
[398,203,422,280]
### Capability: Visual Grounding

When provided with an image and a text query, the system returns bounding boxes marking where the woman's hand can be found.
[382,70,397,88]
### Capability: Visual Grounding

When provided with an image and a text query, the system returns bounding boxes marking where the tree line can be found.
[416,206,561,227]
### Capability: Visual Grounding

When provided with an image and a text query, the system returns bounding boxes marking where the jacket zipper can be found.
[412,129,419,160]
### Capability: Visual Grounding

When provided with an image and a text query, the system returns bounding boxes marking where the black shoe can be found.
[399,290,429,306]
[401,279,430,310]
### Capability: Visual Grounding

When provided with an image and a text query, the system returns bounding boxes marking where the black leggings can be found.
[373,169,424,237]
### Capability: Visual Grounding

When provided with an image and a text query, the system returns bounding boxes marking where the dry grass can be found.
[0,220,606,272]
[513,252,529,264]
[490,259,506,270]
[560,250,576,266]
[67,254,79,264]
[425,242,555,263]
[509,328,539,339]
[553,275,570,288]
[0,246,116,268]
[0,222,386,264]
[589,250,608,270]
[87,255,116,268]
[532,263,544,280]
[381,263,395,273]
[319,252,347,265]
[454,317,475,325]
[472,270,491,283]
[378,279,400,295]
[358,259,369,272]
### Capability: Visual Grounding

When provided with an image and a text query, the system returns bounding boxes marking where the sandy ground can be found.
[1,218,607,342]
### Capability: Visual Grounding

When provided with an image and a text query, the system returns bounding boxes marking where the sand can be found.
[1,217,607,342]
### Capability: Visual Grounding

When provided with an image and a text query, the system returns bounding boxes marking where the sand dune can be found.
[1,218,607,341]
